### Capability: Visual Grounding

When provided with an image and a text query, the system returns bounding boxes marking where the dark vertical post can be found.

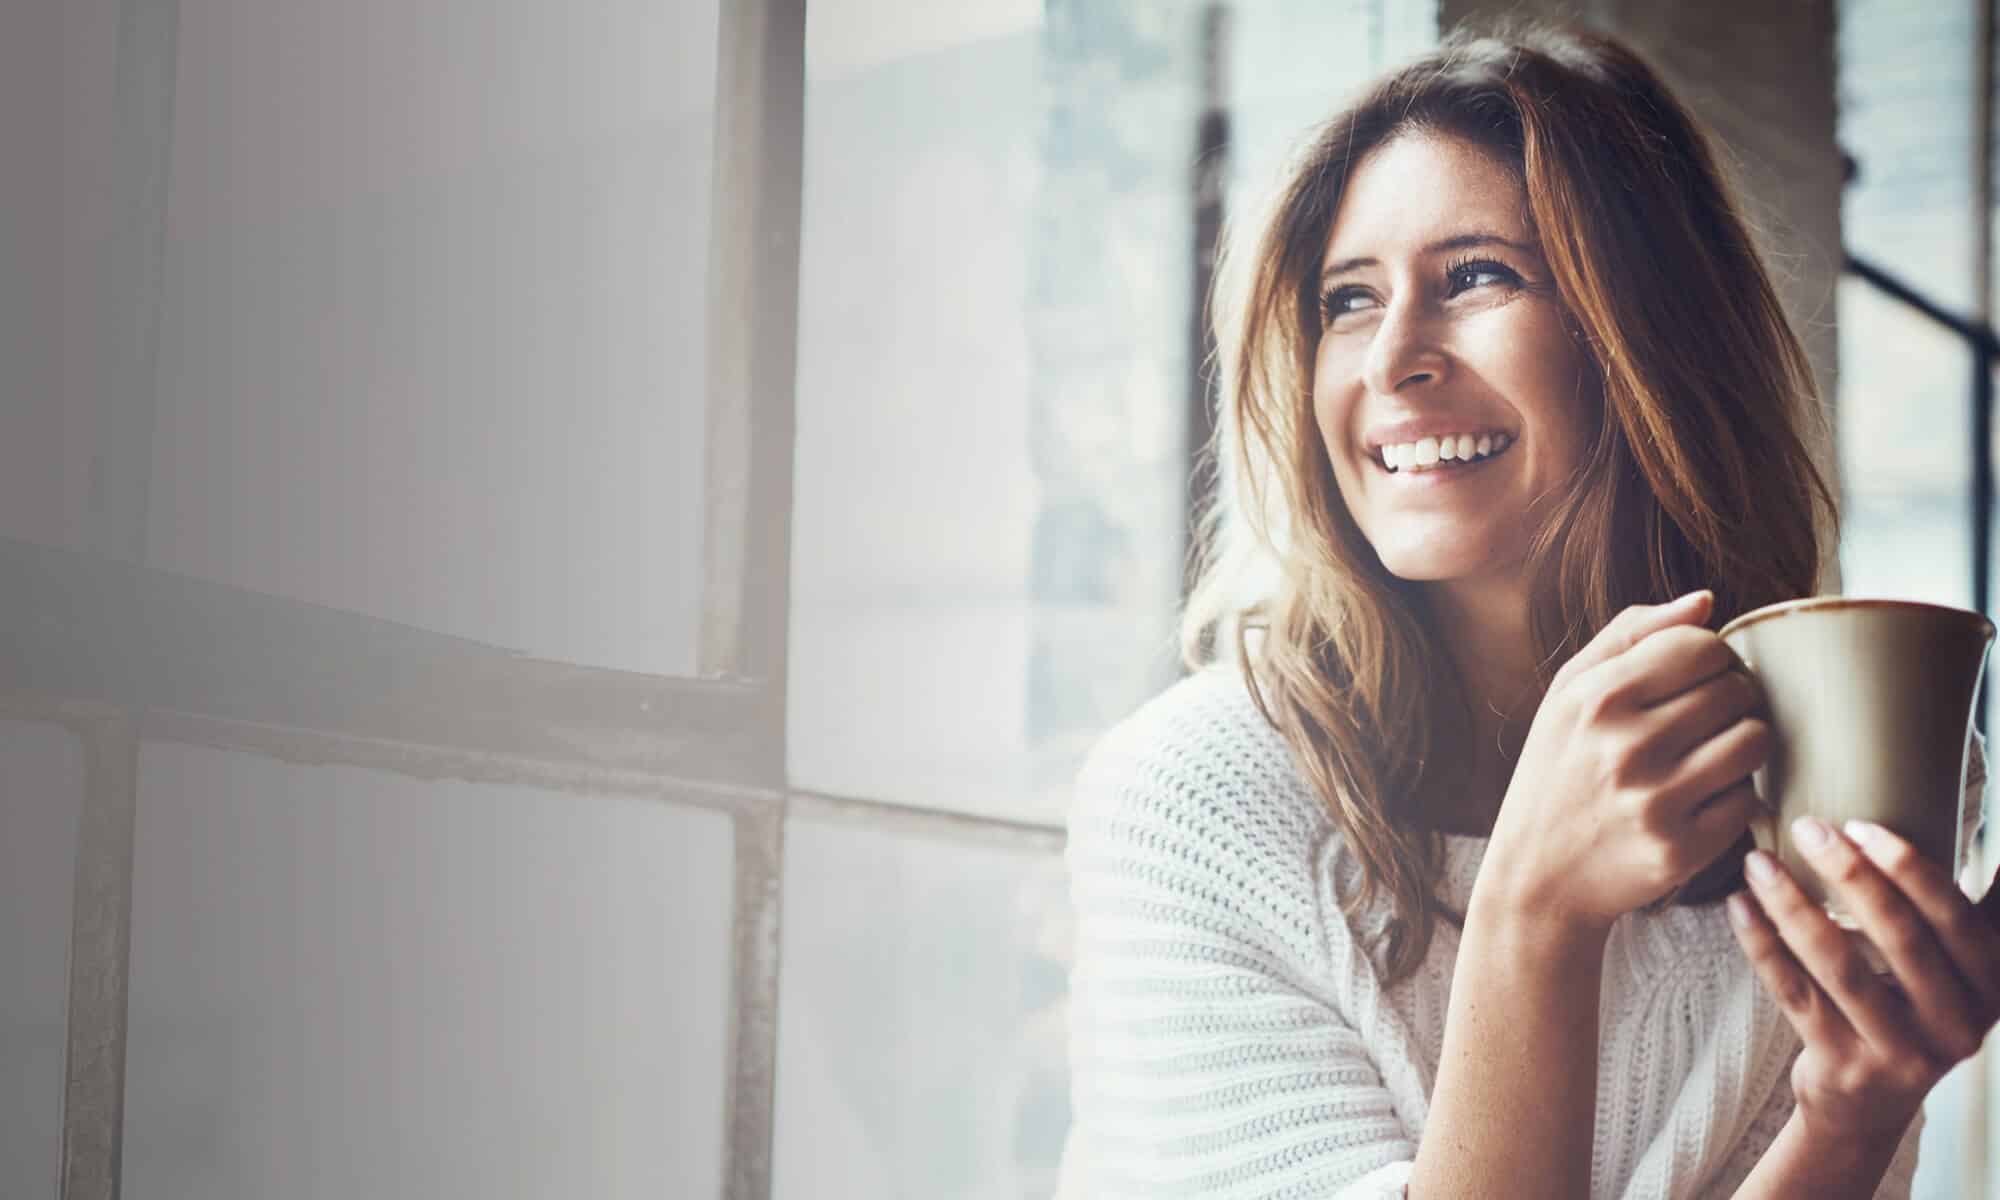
[1978,351,1993,739]
[1978,0,1997,743]
[1184,4,1230,602]
[1968,0,1995,1182]
[1974,0,1996,740]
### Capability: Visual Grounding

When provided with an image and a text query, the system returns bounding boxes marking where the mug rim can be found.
[1719,595,1997,641]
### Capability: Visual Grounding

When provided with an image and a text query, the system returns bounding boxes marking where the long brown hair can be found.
[1181,23,1838,983]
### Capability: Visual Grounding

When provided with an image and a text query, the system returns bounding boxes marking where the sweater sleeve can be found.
[1053,715,1418,1199]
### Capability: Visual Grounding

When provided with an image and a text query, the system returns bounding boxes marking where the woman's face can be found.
[1312,131,1597,590]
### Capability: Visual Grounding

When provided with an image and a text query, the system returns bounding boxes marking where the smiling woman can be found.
[1057,19,1997,1200]
[1313,133,1595,605]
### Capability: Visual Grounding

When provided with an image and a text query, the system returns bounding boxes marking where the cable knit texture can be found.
[1057,664,1989,1199]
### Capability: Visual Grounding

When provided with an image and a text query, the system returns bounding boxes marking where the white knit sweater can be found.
[1057,664,1989,1199]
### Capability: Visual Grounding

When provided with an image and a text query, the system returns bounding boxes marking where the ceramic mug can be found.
[1717,597,1993,927]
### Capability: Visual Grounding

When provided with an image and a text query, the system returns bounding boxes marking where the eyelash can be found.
[1317,256,1523,323]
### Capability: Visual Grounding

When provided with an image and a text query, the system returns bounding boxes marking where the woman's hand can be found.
[1481,589,1770,937]
[1728,819,2000,1143]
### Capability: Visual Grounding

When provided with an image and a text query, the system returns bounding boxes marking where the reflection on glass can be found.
[773,815,1070,1199]
[123,741,733,1199]
[0,721,85,1198]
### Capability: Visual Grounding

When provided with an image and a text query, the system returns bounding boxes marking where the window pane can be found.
[788,0,1434,823]
[1835,4,1982,1197]
[123,742,734,1199]
[772,815,1069,1199]
[0,721,85,1200]
[128,0,714,676]
[1835,287,1972,607]
[0,0,115,553]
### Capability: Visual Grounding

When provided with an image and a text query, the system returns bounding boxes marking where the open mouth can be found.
[1374,432,1514,476]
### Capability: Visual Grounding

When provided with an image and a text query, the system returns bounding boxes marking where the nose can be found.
[1361,298,1450,396]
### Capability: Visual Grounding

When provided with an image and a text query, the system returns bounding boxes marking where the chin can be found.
[1372,546,1491,583]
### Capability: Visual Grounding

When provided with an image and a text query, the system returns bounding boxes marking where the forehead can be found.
[1320,132,1531,266]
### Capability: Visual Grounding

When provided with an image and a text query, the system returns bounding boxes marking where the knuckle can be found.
[1695,630,1734,669]
[1653,625,1701,655]
[1656,845,1695,882]
[1600,669,1643,710]
[1771,965,1814,1011]
[1727,670,1762,715]
[1941,1025,1984,1064]
[1831,952,1877,999]
[1606,750,1649,793]
[1841,1059,1892,1097]
[1819,847,1868,887]
[1578,681,1622,725]
[1875,910,1927,959]
[1734,718,1774,764]
[1642,835,1686,882]
[1900,1055,1946,1092]
[1739,715,1773,750]
[1942,902,1987,946]
[1686,627,1728,661]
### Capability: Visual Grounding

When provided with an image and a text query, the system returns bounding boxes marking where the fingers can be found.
[1687,779,1759,848]
[1609,624,1744,710]
[1741,846,1942,1065]
[1556,590,1714,689]
[1790,818,1989,1063]
[1644,666,1763,762]
[1661,712,1772,815]
[1727,887,1857,1051]
[1849,821,2000,1017]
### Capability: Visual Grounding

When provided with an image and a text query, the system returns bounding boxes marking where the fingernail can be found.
[1792,815,1833,853]
[1745,850,1778,885]
[1844,820,1885,850]
[1727,893,1755,929]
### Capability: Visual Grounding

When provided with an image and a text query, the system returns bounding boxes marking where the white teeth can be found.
[1377,432,1511,473]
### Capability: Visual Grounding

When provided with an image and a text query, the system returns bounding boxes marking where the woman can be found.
[1057,22,1998,1199]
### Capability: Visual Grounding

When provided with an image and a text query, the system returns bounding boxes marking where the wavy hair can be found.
[1181,23,1838,983]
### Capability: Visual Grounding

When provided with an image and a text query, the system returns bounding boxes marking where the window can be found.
[12,3,1949,1197]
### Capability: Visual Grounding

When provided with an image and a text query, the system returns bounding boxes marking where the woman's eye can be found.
[1447,260,1518,294]
[1320,287,1376,320]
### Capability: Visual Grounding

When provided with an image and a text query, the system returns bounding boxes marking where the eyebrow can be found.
[1319,233,1538,284]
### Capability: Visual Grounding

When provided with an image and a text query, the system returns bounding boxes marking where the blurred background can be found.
[3,0,1998,1196]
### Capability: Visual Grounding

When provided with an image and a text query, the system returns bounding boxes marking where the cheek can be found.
[1309,348,1355,457]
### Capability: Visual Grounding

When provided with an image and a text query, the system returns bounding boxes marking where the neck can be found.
[1418,574,1548,834]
